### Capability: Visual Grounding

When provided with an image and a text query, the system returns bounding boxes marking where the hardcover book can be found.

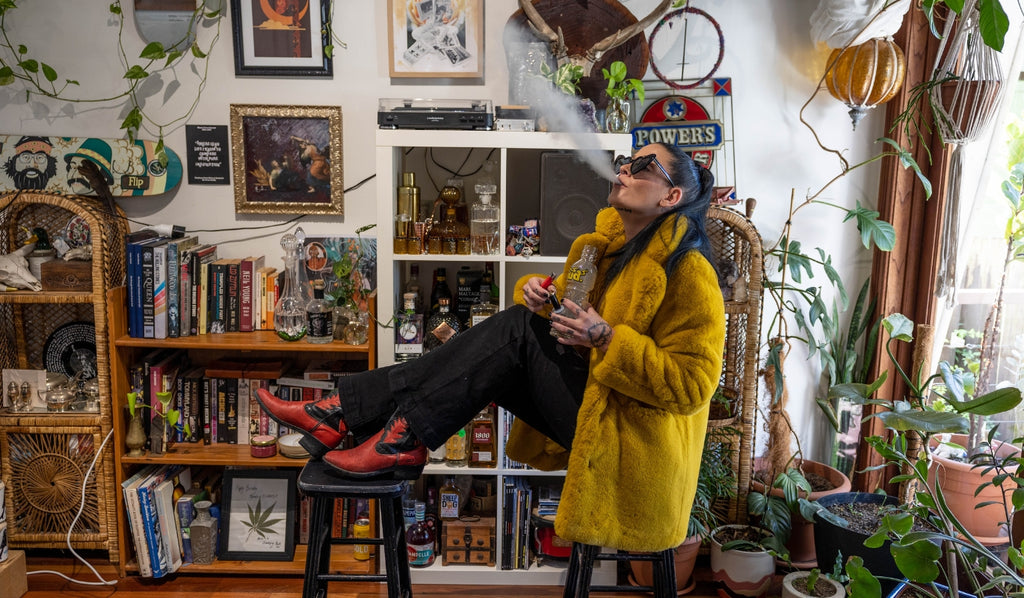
[239,255,265,332]
[166,235,199,338]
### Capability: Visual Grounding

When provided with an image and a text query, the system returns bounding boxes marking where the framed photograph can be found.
[230,0,332,77]
[230,104,343,215]
[219,469,297,561]
[387,0,483,79]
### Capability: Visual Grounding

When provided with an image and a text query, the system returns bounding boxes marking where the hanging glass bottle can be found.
[274,230,309,341]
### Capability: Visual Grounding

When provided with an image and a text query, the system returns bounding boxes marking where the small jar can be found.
[250,434,278,458]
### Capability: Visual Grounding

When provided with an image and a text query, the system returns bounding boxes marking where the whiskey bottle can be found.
[395,292,423,362]
[439,475,463,521]
[470,280,499,327]
[405,264,423,313]
[469,405,497,468]
[444,424,469,467]
[428,267,453,318]
[551,244,599,339]
[470,184,500,255]
[305,281,333,344]
[424,297,460,352]
[406,501,435,567]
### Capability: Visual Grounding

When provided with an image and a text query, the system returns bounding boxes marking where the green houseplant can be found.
[601,60,644,134]
[827,313,1024,598]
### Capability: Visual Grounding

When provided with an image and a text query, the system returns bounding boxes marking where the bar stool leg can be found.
[379,495,412,598]
[575,544,599,598]
[303,496,332,598]
[660,548,677,598]
[562,542,582,598]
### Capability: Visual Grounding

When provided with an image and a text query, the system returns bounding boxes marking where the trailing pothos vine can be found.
[0,0,225,166]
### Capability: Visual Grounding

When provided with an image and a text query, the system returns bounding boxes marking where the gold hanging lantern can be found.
[825,37,907,129]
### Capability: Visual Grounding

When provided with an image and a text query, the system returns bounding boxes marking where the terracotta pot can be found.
[782,570,846,598]
[630,532,701,594]
[710,524,776,598]
[751,459,852,566]
[928,433,1019,540]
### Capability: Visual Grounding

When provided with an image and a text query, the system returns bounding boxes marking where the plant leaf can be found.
[977,0,1009,52]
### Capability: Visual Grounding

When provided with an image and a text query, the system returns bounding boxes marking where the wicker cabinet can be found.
[106,288,378,576]
[0,192,128,561]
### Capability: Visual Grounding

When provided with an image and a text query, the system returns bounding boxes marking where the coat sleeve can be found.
[590,252,725,415]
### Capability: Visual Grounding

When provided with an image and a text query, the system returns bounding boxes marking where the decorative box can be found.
[39,259,92,291]
[442,517,495,566]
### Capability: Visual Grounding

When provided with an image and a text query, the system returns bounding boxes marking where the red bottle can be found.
[406,501,435,567]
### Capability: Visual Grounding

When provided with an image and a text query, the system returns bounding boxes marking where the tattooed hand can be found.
[550,299,614,351]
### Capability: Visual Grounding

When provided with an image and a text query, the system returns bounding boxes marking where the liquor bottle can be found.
[424,297,460,352]
[439,206,470,255]
[469,405,497,468]
[395,292,423,362]
[306,280,333,344]
[444,424,469,467]
[470,280,498,327]
[405,264,423,313]
[429,267,453,317]
[470,183,500,255]
[406,501,435,567]
[425,486,442,552]
[428,441,446,464]
[551,244,599,339]
[396,172,420,254]
[425,204,444,255]
[439,475,463,521]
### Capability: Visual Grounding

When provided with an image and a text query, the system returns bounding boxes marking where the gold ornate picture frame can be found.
[230,104,343,215]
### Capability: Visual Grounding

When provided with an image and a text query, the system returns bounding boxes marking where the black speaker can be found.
[539,152,611,256]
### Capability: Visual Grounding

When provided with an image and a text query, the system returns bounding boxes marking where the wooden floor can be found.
[22,552,727,598]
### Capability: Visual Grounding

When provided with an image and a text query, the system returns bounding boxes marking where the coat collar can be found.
[592,207,688,263]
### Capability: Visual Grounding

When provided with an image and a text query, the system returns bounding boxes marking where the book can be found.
[138,236,170,338]
[224,258,242,332]
[237,377,250,445]
[260,267,279,330]
[137,464,186,578]
[153,477,184,575]
[149,350,185,454]
[239,255,264,332]
[189,244,218,336]
[208,258,231,334]
[121,464,161,577]
[166,235,199,338]
[182,365,205,443]
[125,230,160,338]
[152,240,171,339]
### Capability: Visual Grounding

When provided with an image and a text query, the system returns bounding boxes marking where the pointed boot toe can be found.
[323,416,426,480]
[255,388,348,457]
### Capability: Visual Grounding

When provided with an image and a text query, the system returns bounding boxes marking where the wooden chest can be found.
[442,517,495,566]
[39,259,92,291]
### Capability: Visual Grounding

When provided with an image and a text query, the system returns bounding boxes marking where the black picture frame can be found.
[219,469,297,561]
[230,0,333,77]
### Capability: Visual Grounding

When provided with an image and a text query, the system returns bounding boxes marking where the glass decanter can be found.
[274,230,309,341]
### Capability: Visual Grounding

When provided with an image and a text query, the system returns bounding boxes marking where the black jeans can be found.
[336,305,589,451]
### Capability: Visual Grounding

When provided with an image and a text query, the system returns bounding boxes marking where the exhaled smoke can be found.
[505,24,623,184]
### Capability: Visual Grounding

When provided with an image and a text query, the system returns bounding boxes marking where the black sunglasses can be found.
[614,154,676,187]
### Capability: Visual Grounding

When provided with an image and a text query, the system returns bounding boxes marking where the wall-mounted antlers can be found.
[519,0,671,77]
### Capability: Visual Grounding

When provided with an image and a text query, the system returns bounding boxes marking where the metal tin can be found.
[249,434,277,458]
[353,516,372,561]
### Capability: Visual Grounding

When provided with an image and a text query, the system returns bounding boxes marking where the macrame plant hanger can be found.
[929,0,1004,306]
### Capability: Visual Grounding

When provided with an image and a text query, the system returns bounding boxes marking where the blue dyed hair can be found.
[603,143,716,286]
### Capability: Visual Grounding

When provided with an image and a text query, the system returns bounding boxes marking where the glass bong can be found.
[274,227,313,341]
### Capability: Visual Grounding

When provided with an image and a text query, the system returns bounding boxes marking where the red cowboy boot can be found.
[255,388,347,458]
[323,413,426,480]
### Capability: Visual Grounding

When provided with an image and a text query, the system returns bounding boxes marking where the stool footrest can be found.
[318,573,389,583]
[593,552,662,562]
[590,584,656,593]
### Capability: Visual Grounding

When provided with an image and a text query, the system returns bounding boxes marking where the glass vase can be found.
[343,307,370,346]
[333,303,355,341]
[605,97,631,133]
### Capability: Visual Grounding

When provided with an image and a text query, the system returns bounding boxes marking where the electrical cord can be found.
[25,427,119,586]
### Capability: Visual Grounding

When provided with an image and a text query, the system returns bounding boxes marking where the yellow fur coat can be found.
[506,207,725,551]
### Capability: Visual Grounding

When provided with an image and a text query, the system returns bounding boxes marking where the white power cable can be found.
[24,427,118,586]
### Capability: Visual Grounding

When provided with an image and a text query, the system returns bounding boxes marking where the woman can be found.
[256,142,725,552]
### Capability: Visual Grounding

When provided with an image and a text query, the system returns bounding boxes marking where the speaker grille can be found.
[539,152,610,256]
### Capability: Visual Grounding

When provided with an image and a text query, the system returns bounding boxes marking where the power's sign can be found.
[631,121,723,152]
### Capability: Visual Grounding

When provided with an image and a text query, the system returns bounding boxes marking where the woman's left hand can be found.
[551,299,614,351]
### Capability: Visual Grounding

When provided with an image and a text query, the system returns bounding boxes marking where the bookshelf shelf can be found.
[107,286,378,578]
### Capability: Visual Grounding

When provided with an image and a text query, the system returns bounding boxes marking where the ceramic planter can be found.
[710,524,776,597]
[928,433,1019,541]
[782,570,846,598]
[630,532,702,594]
[751,459,852,566]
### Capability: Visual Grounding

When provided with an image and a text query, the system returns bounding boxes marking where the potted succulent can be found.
[782,567,846,598]
[829,313,1024,598]
[600,60,644,134]
[536,62,599,132]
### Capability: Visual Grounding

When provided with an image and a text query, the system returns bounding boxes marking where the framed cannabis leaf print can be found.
[220,469,297,560]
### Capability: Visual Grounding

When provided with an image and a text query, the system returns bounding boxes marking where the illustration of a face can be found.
[4,149,57,190]
[65,155,94,194]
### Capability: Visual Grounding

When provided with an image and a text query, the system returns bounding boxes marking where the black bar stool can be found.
[563,542,677,598]
[298,460,412,598]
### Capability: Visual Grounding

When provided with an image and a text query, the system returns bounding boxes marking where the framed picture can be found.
[387,0,483,79]
[230,104,343,215]
[229,0,332,77]
[219,469,297,561]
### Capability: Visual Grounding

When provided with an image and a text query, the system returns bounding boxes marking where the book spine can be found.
[175,374,187,443]
[240,259,253,332]
[237,377,250,445]
[149,361,166,455]
[141,244,156,338]
[187,374,201,442]
[216,378,226,444]
[167,243,180,338]
[252,267,263,332]
[248,379,261,441]
[179,252,191,338]
[225,377,238,444]
[211,262,227,334]
[199,260,210,335]
[227,261,240,333]
[153,244,168,340]
[189,251,202,336]
[201,377,212,445]
[126,240,138,337]
[138,484,165,578]
[176,496,195,565]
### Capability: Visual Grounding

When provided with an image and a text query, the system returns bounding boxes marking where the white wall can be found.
[0,0,890,462]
